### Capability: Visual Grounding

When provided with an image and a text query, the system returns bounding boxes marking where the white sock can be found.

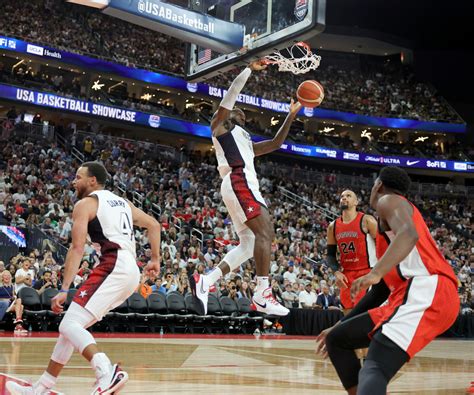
[35,372,57,391]
[256,276,269,293]
[206,267,223,285]
[91,352,112,379]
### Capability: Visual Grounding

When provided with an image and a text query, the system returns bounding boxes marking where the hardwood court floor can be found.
[0,333,472,394]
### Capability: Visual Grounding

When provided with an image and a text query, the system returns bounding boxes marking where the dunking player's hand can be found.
[288,98,302,115]
[144,258,160,276]
[249,59,267,71]
[350,271,382,300]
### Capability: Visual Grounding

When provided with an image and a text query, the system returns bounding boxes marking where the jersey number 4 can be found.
[120,212,133,241]
[340,241,356,254]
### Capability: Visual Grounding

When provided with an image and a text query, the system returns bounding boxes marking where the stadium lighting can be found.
[415,136,429,142]
[270,117,279,126]
[141,93,153,101]
[91,80,105,91]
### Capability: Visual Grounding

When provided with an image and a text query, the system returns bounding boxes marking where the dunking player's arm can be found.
[350,195,418,299]
[211,61,267,137]
[252,99,301,157]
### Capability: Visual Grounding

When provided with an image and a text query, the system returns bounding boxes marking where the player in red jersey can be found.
[326,189,377,313]
[317,167,459,395]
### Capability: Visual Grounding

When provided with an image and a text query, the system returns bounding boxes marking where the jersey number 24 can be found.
[340,241,356,254]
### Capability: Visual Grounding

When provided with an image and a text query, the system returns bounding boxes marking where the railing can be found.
[277,186,338,221]
[191,227,204,250]
[71,146,85,163]
[172,216,183,232]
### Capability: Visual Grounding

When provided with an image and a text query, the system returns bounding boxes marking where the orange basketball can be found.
[296,80,324,108]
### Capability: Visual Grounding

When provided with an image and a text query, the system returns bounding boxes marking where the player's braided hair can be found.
[82,161,109,185]
[379,166,411,194]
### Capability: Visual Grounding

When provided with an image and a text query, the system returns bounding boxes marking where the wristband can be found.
[59,289,69,293]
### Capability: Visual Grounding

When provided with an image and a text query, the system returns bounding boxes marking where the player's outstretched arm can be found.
[128,201,162,273]
[211,60,266,134]
[253,99,301,156]
[363,214,378,239]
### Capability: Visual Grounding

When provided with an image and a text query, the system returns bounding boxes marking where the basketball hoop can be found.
[263,42,321,75]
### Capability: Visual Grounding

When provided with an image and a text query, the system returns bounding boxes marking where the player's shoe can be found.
[91,364,128,395]
[466,381,474,394]
[14,322,28,335]
[189,273,209,315]
[5,381,60,395]
[252,288,289,316]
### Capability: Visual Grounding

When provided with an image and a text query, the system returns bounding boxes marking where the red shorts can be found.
[339,268,371,309]
[368,275,459,359]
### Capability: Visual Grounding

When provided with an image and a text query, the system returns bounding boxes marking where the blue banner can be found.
[104,0,244,53]
[0,36,467,134]
[0,84,471,173]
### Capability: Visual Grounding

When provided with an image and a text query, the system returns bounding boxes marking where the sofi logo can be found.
[26,44,44,56]
[148,114,161,128]
[343,152,359,160]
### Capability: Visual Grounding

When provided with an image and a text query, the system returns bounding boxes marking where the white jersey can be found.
[88,190,136,258]
[212,125,258,180]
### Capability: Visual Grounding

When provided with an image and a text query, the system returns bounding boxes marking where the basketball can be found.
[296,80,324,108]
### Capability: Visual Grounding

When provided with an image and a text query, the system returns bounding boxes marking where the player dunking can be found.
[316,167,459,395]
[7,162,161,395]
[326,189,377,313]
[190,60,301,316]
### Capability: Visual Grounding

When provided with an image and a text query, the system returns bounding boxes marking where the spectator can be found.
[316,284,339,310]
[299,282,317,309]
[14,259,35,293]
[0,270,27,333]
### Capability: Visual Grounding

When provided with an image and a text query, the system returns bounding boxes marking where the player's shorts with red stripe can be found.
[339,268,371,309]
[221,167,267,234]
[73,249,140,321]
[368,274,459,359]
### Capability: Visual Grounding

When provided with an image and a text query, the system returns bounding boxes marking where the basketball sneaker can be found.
[189,273,209,315]
[14,322,28,335]
[466,381,474,394]
[91,363,128,395]
[252,288,289,316]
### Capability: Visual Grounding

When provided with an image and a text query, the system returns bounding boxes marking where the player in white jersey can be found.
[7,162,161,395]
[190,60,301,316]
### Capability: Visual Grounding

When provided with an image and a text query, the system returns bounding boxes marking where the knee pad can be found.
[222,228,255,271]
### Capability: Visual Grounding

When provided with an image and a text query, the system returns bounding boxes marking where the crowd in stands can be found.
[1,56,471,161]
[0,128,472,336]
[1,0,464,123]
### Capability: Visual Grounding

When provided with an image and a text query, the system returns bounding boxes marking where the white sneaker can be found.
[189,273,209,315]
[5,381,53,395]
[252,288,290,316]
[91,363,128,395]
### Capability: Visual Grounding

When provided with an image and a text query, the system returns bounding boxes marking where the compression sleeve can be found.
[340,279,391,322]
[326,244,339,271]
[220,67,252,110]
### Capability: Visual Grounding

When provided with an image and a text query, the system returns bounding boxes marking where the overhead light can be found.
[321,127,334,133]
[91,80,104,91]
[415,136,428,142]
[141,93,152,100]
[270,117,279,126]
[361,130,372,140]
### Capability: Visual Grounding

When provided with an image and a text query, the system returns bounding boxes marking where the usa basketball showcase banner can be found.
[0,83,472,173]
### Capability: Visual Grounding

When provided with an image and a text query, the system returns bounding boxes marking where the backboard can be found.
[185,0,325,81]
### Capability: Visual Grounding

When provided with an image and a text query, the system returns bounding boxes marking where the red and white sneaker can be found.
[91,364,128,395]
[14,323,28,335]
[252,288,289,316]
[189,273,209,315]
[466,381,474,394]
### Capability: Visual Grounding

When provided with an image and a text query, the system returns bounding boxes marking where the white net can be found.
[263,42,321,75]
